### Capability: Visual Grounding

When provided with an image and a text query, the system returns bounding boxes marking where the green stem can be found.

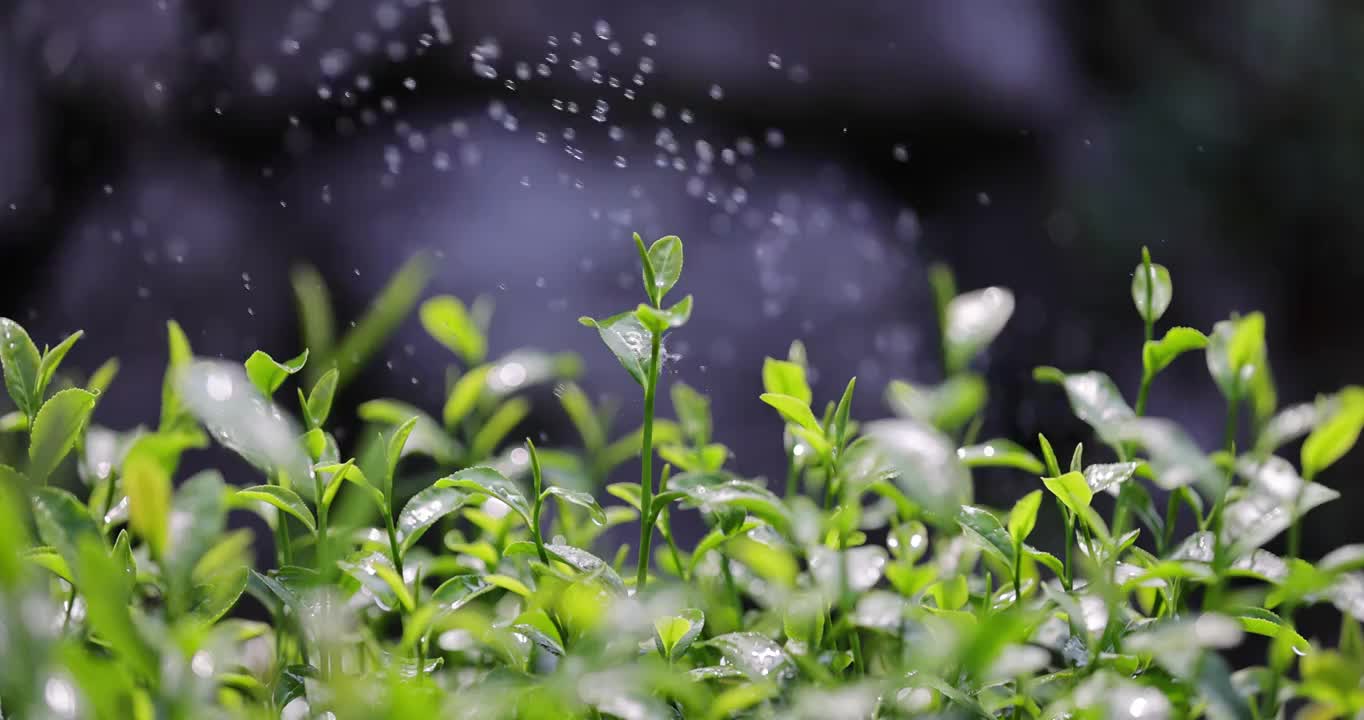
[1061,511,1075,592]
[314,474,329,580]
[383,508,405,587]
[635,332,662,591]
[1134,371,1153,418]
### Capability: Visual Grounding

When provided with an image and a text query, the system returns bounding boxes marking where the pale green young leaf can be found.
[420,295,486,366]
[290,264,336,379]
[358,399,461,466]
[28,388,98,483]
[956,439,1044,474]
[36,330,83,401]
[304,368,339,429]
[885,375,986,434]
[1142,326,1208,377]
[1042,471,1093,517]
[159,319,194,431]
[957,505,1015,567]
[760,392,821,434]
[244,348,308,397]
[579,311,652,387]
[633,232,659,305]
[1130,254,1173,325]
[1301,387,1364,481]
[442,364,490,429]
[647,234,684,303]
[944,286,1015,372]
[234,485,317,533]
[862,419,972,521]
[763,357,812,405]
[543,486,607,525]
[654,608,705,661]
[558,381,606,452]
[1008,490,1043,546]
[671,381,711,446]
[87,358,120,397]
[470,396,529,462]
[331,254,431,387]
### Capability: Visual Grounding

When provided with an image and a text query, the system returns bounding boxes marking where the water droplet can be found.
[594,19,612,40]
[767,53,782,69]
[642,32,657,47]
[892,143,909,162]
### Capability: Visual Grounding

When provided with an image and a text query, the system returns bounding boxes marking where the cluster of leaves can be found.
[2,240,1364,720]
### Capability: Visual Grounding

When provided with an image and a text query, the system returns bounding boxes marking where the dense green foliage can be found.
[1,239,1363,719]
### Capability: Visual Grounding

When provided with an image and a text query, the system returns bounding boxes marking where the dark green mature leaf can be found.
[647,234,684,303]
[862,419,972,521]
[579,312,653,387]
[943,286,1015,372]
[437,466,533,526]
[1130,256,1173,325]
[1034,368,1134,445]
[763,358,812,405]
[956,439,1043,474]
[234,485,317,533]
[760,393,820,434]
[1301,387,1364,481]
[543,543,627,595]
[27,388,98,483]
[0,317,42,418]
[421,294,487,366]
[244,348,308,397]
[1143,326,1207,377]
[958,505,1015,567]
[397,485,470,554]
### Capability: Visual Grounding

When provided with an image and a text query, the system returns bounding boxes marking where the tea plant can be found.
[1,238,1363,720]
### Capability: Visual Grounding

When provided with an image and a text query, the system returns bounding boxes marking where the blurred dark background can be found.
[2,0,1363,635]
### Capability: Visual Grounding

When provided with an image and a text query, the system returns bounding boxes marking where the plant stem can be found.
[384,508,405,585]
[1061,511,1075,592]
[314,473,329,580]
[636,331,662,591]
[1134,371,1153,418]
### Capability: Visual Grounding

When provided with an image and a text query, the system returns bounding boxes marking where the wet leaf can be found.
[303,368,339,429]
[28,388,98,483]
[234,485,317,533]
[705,632,795,682]
[944,286,1015,371]
[436,466,533,526]
[1034,368,1134,445]
[398,485,470,554]
[654,608,705,661]
[543,486,607,525]
[579,312,652,387]
[958,505,1015,567]
[646,234,684,303]
[1083,462,1140,495]
[1130,256,1173,324]
[0,317,42,418]
[862,419,972,521]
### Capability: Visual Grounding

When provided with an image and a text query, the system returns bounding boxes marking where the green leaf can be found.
[87,358,120,397]
[291,265,336,379]
[762,358,812,405]
[0,317,42,418]
[944,286,1015,372]
[304,368,339,429]
[316,461,384,511]
[176,360,312,489]
[543,486,607,525]
[358,399,461,466]
[957,505,1015,567]
[1042,471,1093,516]
[704,632,794,683]
[1224,455,1340,554]
[1131,255,1173,325]
[397,485,470,554]
[28,388,98,483]
[159,319,194,431]
[442,364,490,429]
[680,480,791,535]
[339,551,414,612]
[1301,387,1364,481]
[886,375,988,434]
[36,330,84,400]
[470,397,529,461]
[558,381,607,452]
[1008,490,1043,546]
[861,419,972,521]
[671,381,712,446]
[430,574,495,613]
[234,485,317,533]
[543,543,627,595]
[579,311,653,387]
[654,609,705,661]
[122,433,191,560]
[1113,418,1221,493]
[760,392,820,433]
[930,574,970,611]
[956,439,1043,474]
[1083,462,1140,495]
[633,232,659,304]
[384,416,419,498]
[1034,368,1134,445]
[1206,314,1268,400]
[244,349,308,397]
[635,295,693,333]
[331,253,431,386]
[647,234,684,303]
[832,376,857,451]
[31,486,105,573]
[1142,326,1208,377]
[436,466,533,526]
[420,295,487,366]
